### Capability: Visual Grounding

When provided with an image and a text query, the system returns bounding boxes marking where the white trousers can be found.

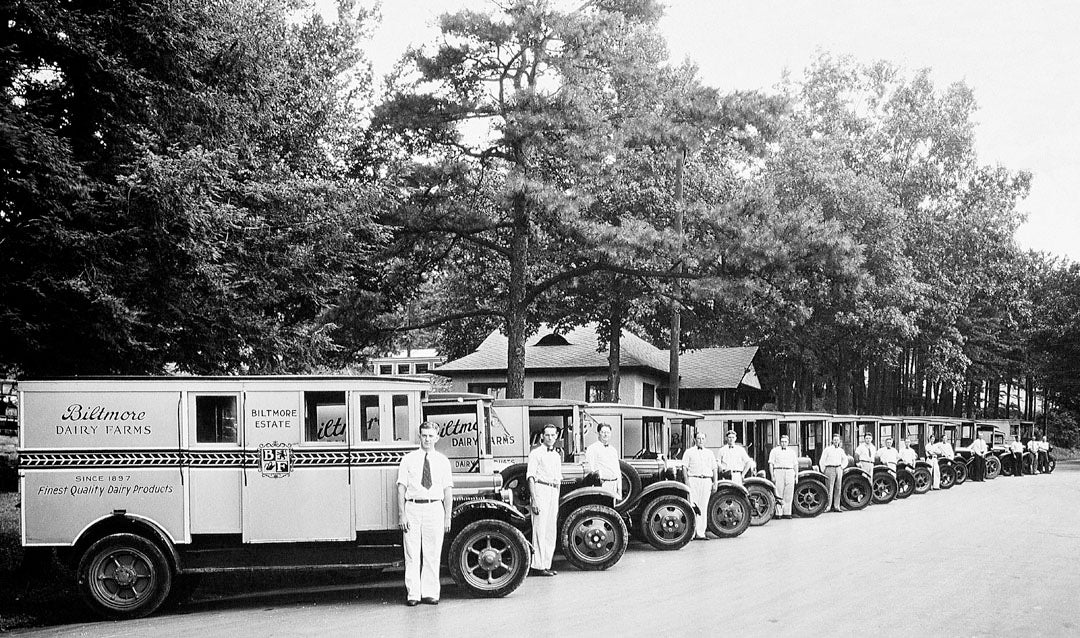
[726,469,744,486]
[930,460,941,488]
[403,501,445,600]
[688,477,712,538]
[530,484,559,569]
[774,469,796,516]
[858,461,874,477]
[599,477,622,499]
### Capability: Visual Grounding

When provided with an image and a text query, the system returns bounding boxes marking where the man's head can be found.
[541,424,558,449]
[597,422,612,445]
[419,421,439,450]
[832,434,842,447]
[726,431,737,446]
[863,434,873,445]
[694,431,707,448]
[779,434,789,449]
[885,437,894,449]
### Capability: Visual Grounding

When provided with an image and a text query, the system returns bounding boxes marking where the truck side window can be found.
[358,394,380,442]
[305,391,347,443]
[195,395,237,444]
[392,394,411,441]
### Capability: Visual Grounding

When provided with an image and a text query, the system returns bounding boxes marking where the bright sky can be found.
[343,0,1080,262]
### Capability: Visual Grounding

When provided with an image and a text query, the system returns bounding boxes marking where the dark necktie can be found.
[421,453,432,489]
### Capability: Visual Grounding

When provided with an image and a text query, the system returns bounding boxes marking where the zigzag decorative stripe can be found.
[20,448,411,469]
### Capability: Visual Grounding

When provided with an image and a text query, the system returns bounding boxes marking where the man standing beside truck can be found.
[682,431,717,540]
[585,422,622,499]
[768,434,798,519]
[819,434,846,512]
[855,433,877,477]
[397,421,454,606]
[717,430,751,485]
[969,434,988,482]
[528,424,563,576]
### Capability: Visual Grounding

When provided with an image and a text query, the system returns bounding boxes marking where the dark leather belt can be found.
[690,475,712,478]
[407,498,440,504]
[773,467,793,470]
[535,479,559,488]
[600,478,619,482]
[825,465,841,468]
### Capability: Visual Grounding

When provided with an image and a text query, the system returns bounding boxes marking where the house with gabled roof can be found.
[434,323,766,410]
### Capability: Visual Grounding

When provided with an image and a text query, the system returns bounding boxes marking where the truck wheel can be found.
[912,467,932,494]
[77,533,172,620]
[895,470,915,499]
[939,463,956,489]
[500,464,531,508]
[617,461,642,510]
[448,519,530,598]
[559,504,627,571]
[953,461,968,485]
[871,472,898,504]
[706,489,751,538]
[1048,457,1056,473]
[746,484,776,526]
[793,480,828,518]
[638,495,695,551]
[841,474,872,510]
[985,455,1001,480]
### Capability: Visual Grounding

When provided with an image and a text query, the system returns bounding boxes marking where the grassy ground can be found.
[1052,447,1080,461]
[0,491,83,631]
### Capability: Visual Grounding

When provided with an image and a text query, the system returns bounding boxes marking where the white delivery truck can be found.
[18,376,530,619]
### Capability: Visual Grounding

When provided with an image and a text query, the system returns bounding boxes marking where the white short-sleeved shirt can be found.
[585,441,621,481]
[768,446,798,470]
[397,448,454,500]
[855,443,877,463]
[969,439,988,455]
[877,447,900,467]
[898,447,917,464]
[682,446,716,477]
[527,445,563,484]
[819,445,846,468]
[717,444,750,472]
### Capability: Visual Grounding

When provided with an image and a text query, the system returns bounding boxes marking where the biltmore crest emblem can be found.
[258,441,293,478]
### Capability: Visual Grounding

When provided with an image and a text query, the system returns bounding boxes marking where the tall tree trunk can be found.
[835,346,852,414]
[606,299,623,403]
[505,193,530,399]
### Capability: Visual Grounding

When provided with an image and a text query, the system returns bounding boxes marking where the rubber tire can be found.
[912,467,932,494]
[871,472,898,504]
[985,455,1001,480]
[841,474,872,510]
[792,480,828,518]
[500,464,531,508]
[895,469,914,499]
[448,519,530,598]
[1048,457,1056,473]
[617,461,643,510]
[953,460,968,485]
[559,504,628,571]
[77,533,172,620]
[939,462,956,489]
[706,488,752,538]
[637,495,695,551]
[746,484,776,526]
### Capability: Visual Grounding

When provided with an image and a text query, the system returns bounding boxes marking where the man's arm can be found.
[443,485,453,532]
[397,483,409,532]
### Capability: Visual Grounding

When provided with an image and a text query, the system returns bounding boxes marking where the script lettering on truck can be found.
[23,391,180,448]
[427,405,482,472]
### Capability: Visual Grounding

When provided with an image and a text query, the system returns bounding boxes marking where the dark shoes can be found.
[693,536,710,541]
[530,568,557,577]
[421,597,439,605]
[406,599,419,607]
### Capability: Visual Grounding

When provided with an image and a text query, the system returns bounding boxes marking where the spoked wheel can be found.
[912,467,932,494]
[895,470,915,499]
[953,461,968,485]
[871,472,898,504]
[939,463,956,489]
[985,455,1001,480]
[1048,457,1057,473]
[559,504,628,571]
[793,480,828,518]
[841,474,872,510]
[746,484,777,526]
[617,461,642,510]
[77,533,172,620]
[638,495,695,551]
[449,520,530,597]
[706,489,752,538]
[499,464,531,508]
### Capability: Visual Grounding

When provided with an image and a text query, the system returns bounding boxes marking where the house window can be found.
[585,381,609,403]
[304,391,347,443]
[379,364,392,375]
[468,383,506,399]
[533,381,561,399]
[415,363,430,374]
[397,364,411,374]
[195,395,237,444]
[642,383,655,407]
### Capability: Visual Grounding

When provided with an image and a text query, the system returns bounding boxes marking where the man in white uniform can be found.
[768,434,798,519]
[819,434,846,512]
[925,435,942,489]
[397,421,454,606]
[877,437,900,472]
[585,422,622,499]
[527,424,563,576]
[969,434,988,481]
[898,439,917,466]
[682,431,717,540]
[855,433,877,477]
[717,430,751,485]
[1009,438,1024,477]
[1038,435,1051,473]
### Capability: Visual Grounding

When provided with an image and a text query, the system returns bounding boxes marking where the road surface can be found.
[11,462,1080,637]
